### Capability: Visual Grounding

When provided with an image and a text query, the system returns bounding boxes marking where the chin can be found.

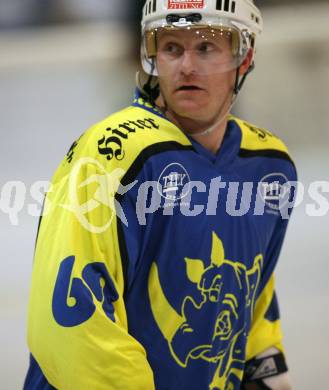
[176,110,204,122]
[174,104,210,121]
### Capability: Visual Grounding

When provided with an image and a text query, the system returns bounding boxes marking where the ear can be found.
[239,48,254,76]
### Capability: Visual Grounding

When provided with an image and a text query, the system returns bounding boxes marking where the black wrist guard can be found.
[242,352,288,388]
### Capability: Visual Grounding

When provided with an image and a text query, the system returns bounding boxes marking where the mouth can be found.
[176,85,204,92]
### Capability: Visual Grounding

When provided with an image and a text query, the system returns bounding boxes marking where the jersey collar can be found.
[132,89,242,168]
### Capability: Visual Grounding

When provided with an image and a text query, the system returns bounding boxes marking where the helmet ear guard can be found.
[145,30,157,58]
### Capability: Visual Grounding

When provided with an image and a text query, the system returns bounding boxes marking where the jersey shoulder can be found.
[55,105,192,183]
[231,116,291,156]
[231,116,297,181]
[77,105,191,160]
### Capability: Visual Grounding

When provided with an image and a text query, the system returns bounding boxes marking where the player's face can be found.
[156,28,237,125]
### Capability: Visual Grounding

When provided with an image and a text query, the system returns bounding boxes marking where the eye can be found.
[198,42,215,53]
[163,42,183,56]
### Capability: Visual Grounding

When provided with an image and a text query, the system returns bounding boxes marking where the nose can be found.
[180,50,198,76]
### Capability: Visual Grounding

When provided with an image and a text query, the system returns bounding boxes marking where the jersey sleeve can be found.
[246,161,297,361]
[26,129,155,389]
[246,276,284,361]
[246,219,288,360]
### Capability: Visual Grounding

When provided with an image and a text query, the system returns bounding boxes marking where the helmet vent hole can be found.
[217,0,235,12]
[145,0,156,16]
[216,0,223,10]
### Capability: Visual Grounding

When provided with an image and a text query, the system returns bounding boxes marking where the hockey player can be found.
[24,1,296,389]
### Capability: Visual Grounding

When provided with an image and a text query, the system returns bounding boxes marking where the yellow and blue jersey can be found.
[24,90,297,390]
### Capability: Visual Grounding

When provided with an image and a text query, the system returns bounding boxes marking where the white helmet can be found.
[141,0,263,76]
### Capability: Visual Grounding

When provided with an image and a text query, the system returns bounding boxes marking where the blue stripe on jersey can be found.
[265,291,281,322]
[23,355,55,390]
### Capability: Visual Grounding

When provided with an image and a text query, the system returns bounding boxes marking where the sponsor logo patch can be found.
[157,163,191,201]
[168,0,204,10]
[259,173,291,211]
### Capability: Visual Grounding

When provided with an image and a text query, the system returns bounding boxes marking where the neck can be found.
[191,118,228,154]
[165,110,229,155]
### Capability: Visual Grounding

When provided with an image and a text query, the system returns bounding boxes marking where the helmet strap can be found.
[234,62,255,95]
[167,64,255,138]
[143,58,160,107]
[143,76,160,106]
[139,62,254,138]
[139,59,160,107]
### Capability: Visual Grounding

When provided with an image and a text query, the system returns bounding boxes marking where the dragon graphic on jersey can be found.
[148,232,263,389]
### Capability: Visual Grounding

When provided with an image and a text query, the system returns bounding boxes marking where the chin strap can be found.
[185,93,239,137]
[183,64,249,137]
[234,62,255,95]
[137,59,160,107]
[188,62,255,137]
[142,75,160,105]
[138,62,254,137]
